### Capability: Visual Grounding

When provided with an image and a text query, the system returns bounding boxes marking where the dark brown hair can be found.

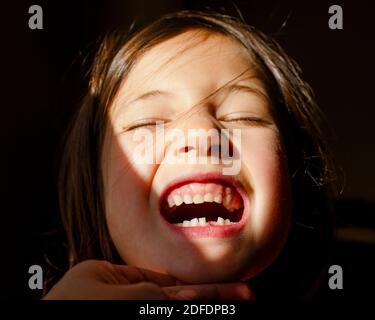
[58,10,336,298]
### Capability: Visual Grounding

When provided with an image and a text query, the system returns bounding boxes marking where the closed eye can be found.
[122,118,168,132]
[220,116,271,126]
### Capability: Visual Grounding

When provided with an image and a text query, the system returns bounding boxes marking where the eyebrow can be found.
[198,83,269,105]
[127,90,171,106]
[222,84,267,99]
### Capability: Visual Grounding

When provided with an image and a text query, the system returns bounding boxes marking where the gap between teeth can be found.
[173,216,235,227]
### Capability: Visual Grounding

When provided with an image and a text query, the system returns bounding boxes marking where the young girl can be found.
[45,10,335,299]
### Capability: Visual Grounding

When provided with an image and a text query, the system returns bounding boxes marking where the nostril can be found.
[208,143,234,158]
[179,146,195,153]
[208,144,221,157]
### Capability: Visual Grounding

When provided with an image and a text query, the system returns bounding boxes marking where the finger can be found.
[111,264,179,287]
[163,282,255,300]
[112,282,169,300]
[74,282,168,300]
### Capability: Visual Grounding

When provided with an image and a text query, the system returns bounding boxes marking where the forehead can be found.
[114,30,259,106]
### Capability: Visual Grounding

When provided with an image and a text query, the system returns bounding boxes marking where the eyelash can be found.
[124,116,267,132]
[123,119,167,131]
[221,116,268,125]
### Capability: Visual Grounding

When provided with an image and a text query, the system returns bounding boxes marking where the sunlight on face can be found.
[102,30,292,283]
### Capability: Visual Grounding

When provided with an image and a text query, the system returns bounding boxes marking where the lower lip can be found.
[160,202,249,239]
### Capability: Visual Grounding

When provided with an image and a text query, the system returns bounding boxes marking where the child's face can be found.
[102,30,292,283]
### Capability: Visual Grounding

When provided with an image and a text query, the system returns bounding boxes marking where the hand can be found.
[43,260,254,300]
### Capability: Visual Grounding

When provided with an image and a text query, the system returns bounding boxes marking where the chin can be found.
[165,241,285,284]
[171,268,239,284]
[165,254,253,284]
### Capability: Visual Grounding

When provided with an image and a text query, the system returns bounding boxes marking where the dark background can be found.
[1,0,374,299]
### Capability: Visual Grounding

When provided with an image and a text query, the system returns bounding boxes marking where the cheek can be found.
[103,133,158,251]
[241,130,291,243]
[112,132,157,180]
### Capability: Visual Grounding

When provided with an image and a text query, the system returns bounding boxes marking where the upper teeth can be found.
[167,189,241,212]
[203,193,213,202]
[214,194,222,204]
[193,194,204,204]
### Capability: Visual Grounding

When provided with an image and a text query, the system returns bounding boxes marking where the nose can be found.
[166,111,234,161]
[177,141,233,158]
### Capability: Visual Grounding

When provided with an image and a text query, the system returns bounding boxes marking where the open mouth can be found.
[160,180,245,228]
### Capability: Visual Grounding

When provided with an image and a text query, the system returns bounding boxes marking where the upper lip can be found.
[158,171,249,211]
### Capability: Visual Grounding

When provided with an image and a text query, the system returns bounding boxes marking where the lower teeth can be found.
[173,219,235,227]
